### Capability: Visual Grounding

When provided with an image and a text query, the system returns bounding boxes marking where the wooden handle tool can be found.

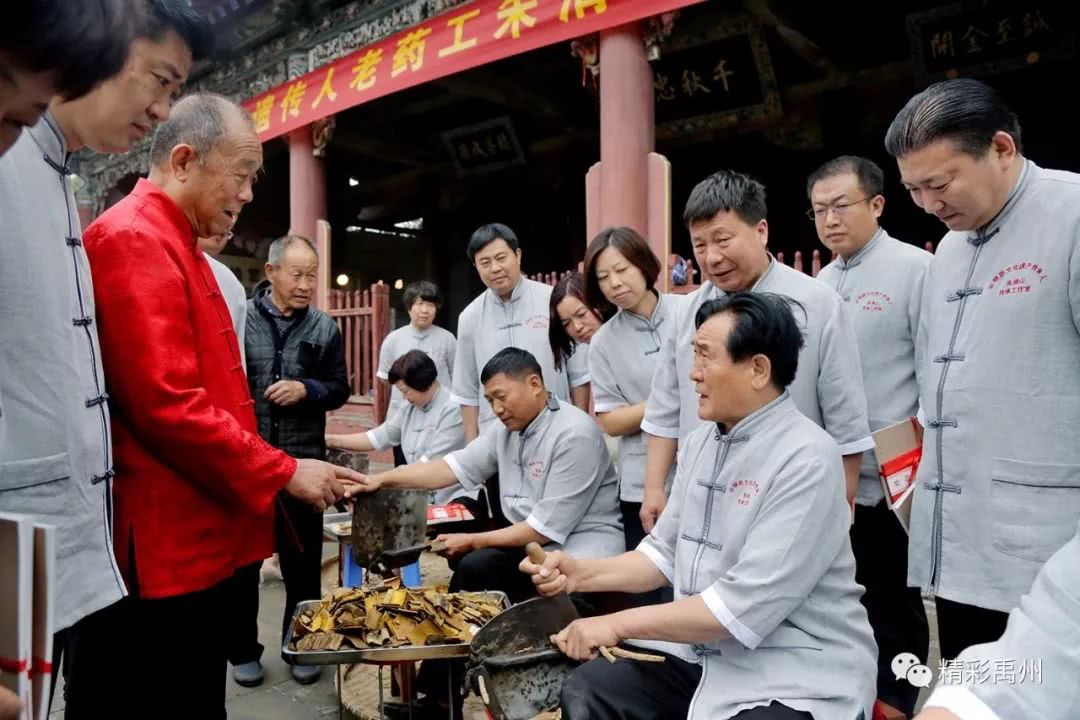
[525,542,664,664]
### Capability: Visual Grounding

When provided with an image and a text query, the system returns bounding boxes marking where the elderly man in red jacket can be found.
[80,93,360,718]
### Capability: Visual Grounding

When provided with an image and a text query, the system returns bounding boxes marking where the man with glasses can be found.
[811,156,931,717]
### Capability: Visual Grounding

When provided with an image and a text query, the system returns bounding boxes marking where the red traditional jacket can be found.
[84,178,297,598]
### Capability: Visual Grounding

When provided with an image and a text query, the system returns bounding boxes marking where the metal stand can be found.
[378,665,384,718]
[448,664,456,720]
[338,664,344,720]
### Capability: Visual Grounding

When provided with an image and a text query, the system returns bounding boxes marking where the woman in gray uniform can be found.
[583,227,681,553]
[549,271,602,417]
[326,349,484,522]
[549,271,604,377]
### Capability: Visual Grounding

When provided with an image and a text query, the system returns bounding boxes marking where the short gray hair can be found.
[149,92,255,168]
[267,234,317,268]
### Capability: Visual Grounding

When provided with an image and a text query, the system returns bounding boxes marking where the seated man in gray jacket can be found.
[350,346,624,592]
[522,292,877,720]
[348,346,623,719]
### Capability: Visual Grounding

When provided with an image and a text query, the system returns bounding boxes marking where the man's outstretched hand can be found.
[285,458,365,511]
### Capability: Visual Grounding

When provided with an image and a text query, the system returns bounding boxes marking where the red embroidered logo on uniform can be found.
[729,479,760,506]
[524,314,549,329]
[527,460,544,481]
[855,291,893,313]
[988,262,1047,297]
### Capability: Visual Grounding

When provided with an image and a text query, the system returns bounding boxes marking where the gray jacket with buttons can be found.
[911,160,1080,611]
[817,229,932,506]
[0,117,126,631]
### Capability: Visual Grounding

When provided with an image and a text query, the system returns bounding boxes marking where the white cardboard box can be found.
[30,525,55,720]
[0,512,34,720]
[871,418,924,533]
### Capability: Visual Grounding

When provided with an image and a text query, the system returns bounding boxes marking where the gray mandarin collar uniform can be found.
[924,518,1080,720]
[0,116,126,630]
[817,229,932,505]
[642,259,874,457]
[911,160,1080,611]
[451,278,589,432]
[639,393,877,720]
[206,254,248,366]
[367,385,477,507]
[589,292,682,502]
[378,323,457,414]
[445,396,623,558]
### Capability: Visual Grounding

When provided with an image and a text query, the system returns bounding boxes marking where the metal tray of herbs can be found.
[283,591,510,666]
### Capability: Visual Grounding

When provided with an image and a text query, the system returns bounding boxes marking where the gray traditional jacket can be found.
[910,160,1080,611]
[817,229,931,505]
[0,115,126,630]
[640,393,877,720]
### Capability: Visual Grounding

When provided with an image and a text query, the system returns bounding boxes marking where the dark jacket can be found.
[245,281,350,459]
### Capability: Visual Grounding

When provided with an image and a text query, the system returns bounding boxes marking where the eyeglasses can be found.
[806,197,873,221]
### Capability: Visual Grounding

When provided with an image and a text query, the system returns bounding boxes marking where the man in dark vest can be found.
[228,234,350,686]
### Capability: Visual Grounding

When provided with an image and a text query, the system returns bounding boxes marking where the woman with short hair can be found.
[377,280,457,465]
[327,349,483,518]
[583,227,682,554]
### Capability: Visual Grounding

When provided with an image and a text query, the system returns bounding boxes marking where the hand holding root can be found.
[548,630,665,664]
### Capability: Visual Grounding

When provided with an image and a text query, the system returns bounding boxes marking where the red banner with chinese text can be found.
[243,0,705,142]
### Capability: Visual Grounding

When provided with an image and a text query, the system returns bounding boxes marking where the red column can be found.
[588,23,670,289]
[288,125,328,308]
[598,23,654,237]
[371,282,391,423]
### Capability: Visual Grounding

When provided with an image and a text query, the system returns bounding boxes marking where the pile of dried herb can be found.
[290,578,504,652]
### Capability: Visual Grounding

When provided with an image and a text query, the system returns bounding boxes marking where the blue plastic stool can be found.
[340,543,422,588]
[400,561,422,587]
[341,543,365,588]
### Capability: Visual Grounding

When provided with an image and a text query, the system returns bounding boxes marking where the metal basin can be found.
[469,595,580,720]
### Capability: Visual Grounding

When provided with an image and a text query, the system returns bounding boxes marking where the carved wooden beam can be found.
[740,0,837,75]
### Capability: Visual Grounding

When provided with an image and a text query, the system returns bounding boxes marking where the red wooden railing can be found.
[328,282,391,423]
[527,270,576,285]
